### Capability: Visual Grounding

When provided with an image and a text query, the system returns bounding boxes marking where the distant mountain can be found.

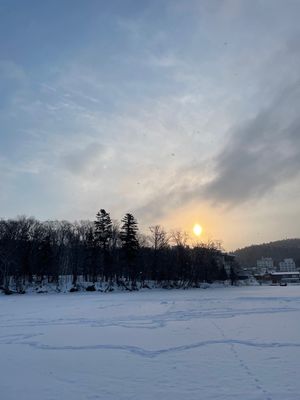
[234,239,300,267]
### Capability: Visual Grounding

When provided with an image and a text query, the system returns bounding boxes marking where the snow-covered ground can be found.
[1,286,300,400]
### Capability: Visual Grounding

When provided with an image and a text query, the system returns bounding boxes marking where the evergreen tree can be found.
[120,214,139,255]
[94,209,113,281]
[120,213,139,283]
[94,209,112,251]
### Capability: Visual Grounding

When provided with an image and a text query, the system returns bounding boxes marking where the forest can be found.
[0,210,235,294]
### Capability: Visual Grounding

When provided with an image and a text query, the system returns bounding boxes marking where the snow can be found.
[271,272,299,275]
[1,286,300,400]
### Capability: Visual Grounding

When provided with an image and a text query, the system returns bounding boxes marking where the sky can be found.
[1,0,300,250]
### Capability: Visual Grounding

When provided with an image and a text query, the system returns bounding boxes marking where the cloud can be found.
[135,161,211,222]
[204,82,300,205]
[135,80,300,222]
[63,143,110,176]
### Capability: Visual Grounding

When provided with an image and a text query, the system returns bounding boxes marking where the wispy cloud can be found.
[135,77,300,222]
[63,143,114,176]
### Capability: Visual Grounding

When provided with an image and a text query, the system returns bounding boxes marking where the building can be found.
[256,257,274,274]
[270,271,300,284]
[278,258,296,272]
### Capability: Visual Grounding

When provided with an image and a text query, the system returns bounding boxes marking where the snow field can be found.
[1,286,300,399]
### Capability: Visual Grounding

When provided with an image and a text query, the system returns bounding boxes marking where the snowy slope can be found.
[1,286,300,399]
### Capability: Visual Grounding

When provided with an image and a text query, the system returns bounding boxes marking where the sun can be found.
[193,224,203,237]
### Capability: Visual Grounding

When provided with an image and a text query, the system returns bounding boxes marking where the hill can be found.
[234,239,300,267]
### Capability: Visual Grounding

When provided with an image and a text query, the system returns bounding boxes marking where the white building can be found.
[278,258,296,272]
[256,257,274,274]
[270,271,300,284]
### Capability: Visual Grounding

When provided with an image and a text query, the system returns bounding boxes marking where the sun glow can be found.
[193,224,203,237]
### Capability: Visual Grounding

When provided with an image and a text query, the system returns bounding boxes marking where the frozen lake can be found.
[1,286,300,400]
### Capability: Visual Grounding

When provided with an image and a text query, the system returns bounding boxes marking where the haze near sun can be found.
[193,224,203,237]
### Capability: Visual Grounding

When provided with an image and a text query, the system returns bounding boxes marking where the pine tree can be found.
[94,209,112,251]
[94,209,113,281]
[120,213,139,256]
[120,213,139,283]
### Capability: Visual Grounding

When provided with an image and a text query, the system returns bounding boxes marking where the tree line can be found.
[0,211,235,294]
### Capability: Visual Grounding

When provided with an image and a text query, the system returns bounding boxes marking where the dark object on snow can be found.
[3,288,14,295]
[86,285,96,291]
[70,287,79,292]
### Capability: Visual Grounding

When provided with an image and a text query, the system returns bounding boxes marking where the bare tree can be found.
[170,229,189,247]
[148,225,169,251]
